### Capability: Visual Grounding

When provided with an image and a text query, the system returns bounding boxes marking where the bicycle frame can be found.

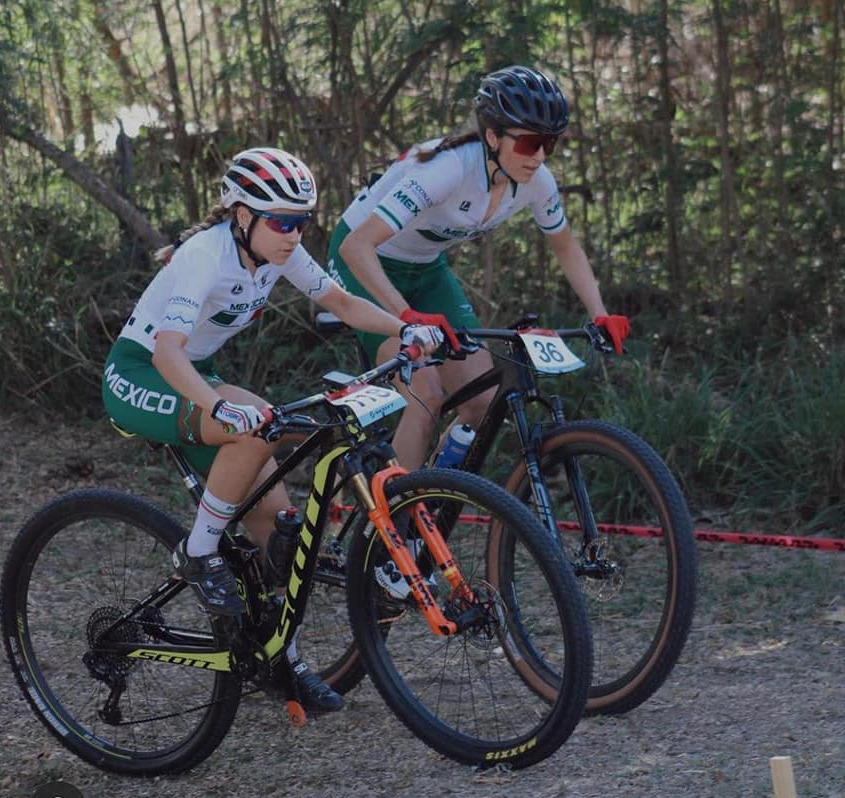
[100,425,349,672]
[439,325,606,570]
[97,359,482,678]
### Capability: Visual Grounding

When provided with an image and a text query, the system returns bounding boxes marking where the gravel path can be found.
[1,419,842,798]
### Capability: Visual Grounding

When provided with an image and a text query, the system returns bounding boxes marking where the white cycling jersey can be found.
[118,222,332,360]
[341,138,567,263]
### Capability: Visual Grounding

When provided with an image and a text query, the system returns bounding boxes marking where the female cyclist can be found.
[327,65,630,468]
[102,148,442,710]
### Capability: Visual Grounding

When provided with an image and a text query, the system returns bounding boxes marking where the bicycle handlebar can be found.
[450,321,615,356]
[257,345,421,443]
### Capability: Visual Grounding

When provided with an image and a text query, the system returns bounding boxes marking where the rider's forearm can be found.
[318,283,404,338]
[339,234,410,317]
[550,230,608,318]
[152,337,222,413]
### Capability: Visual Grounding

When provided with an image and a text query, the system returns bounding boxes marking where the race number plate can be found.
[518,329,585,374]
[326,383,407,426]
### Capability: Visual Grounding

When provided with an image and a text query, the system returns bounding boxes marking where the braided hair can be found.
[153,205,230,265]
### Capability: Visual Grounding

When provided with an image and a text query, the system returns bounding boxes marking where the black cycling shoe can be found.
[172,540,246,616]
[291,659,344,713]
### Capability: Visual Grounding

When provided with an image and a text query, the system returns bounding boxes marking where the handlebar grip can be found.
[401,343,422,361]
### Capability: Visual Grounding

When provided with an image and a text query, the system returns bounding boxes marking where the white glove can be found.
[400,324,444,354]
[211,399,268,435]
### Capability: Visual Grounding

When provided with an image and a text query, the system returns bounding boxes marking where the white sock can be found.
[186,489,238,557]
[285,628,301,663]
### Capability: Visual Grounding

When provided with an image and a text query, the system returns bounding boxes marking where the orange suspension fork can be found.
[365,466,472,636]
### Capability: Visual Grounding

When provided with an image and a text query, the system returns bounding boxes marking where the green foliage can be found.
[0,196,138,411]
[0,0,843,534]
[590,342,845,533]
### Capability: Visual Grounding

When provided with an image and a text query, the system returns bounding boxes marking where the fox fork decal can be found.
[367,466,472,636]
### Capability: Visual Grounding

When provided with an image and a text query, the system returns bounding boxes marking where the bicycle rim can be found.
[347,469,592,770]
[1,489,241,775]
[504,420,696,715]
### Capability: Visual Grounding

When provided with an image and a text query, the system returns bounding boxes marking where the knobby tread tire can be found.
[1,488,241,775]
[346,468,592,770]
[502,420,697,715]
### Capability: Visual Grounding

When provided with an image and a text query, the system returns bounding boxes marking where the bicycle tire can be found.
[346,468,592,770]
[499,420,697,715]
[1,488,241,775]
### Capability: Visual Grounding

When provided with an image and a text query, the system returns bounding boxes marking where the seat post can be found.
[162,444,205,506]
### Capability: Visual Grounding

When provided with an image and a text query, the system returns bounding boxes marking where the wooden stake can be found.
[770,756,798,798]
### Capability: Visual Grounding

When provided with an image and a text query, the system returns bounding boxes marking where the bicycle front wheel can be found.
[1,489,241,775]
[502,420,697,715]
[346,469,592,770]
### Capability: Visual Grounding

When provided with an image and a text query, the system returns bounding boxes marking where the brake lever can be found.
[399,360,414,386]
[585,322,625,355]
[258,411,317,443]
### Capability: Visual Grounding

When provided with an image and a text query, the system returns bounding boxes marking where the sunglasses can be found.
[501,131,559,157]
[252,210,312,234]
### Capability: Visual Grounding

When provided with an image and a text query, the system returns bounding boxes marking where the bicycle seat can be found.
[109,418,137,439]
[314,311,350,335]
[109,418,164,450]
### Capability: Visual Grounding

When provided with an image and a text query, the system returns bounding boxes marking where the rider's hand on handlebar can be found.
[211,399,269,435]
[399,308,462,354]
[399,323,444,357]
[593,315,631,355]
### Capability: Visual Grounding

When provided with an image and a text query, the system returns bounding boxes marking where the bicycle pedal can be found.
[286,699,307,727]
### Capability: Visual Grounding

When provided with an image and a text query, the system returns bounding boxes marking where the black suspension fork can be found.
[545,395,604,563]
[507,390,559,539]
[510,391,602,565]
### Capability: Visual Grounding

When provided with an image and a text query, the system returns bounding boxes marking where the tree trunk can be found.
[712,0,737,300]
[587,19,614,283]
[1,113,166,250]
[152,0,200,221]
[656,0,684,306]
[211,0,233,129]
[564,4,592,257]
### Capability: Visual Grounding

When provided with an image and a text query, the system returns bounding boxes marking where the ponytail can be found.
[416,131,481,163]
[415,110,503,164]
[154,205,230,264]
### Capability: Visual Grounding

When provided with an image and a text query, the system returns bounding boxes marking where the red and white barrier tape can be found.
[329,505,844,551]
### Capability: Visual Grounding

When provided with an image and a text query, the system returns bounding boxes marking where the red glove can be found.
[399,308,461,353]
[594,315,630,354]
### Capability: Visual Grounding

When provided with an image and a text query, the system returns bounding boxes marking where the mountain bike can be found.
[303,312,696,716]
[1,346,592,775]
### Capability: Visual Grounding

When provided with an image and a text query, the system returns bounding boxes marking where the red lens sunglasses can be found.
[253,210,312,234]
[501,131,559,156]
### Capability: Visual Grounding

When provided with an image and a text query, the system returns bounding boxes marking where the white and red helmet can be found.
[220,148,316,212]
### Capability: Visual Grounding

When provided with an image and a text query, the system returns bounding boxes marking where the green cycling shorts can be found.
[102,338,223,475]
[326,219,481,364]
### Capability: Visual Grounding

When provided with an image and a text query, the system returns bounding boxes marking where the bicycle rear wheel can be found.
[501,420,697,715]
[346,469,592,770]
[1,489,241,775]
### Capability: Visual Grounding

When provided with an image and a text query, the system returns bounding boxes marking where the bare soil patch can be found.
[1,417,843,798]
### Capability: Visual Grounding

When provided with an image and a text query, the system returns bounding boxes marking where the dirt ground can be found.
[0,416,843,798]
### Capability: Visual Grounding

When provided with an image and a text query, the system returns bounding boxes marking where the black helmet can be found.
[475,65,569,136]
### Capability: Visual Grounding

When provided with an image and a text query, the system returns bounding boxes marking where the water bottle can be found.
[264,507,301,587]
[434,424,476,469]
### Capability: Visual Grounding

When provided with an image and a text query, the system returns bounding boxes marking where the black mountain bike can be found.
[1,347,592,775]
[301,313,696,716]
